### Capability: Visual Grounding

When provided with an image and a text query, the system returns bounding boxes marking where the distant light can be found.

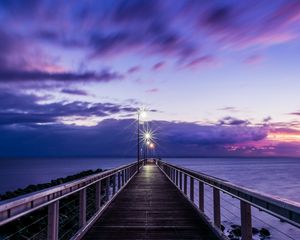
[149,143,155,149]
[146,140,150,145]
[139,108,147,118]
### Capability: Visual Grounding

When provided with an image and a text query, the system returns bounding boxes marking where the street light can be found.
[149,142,155,149]
[137,108,146,173]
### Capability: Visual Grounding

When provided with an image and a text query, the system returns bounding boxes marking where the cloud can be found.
[290,111,300,116]
[0,90,137,125]
[152,61,165,71]
[218,107,239,112]
[127,65,141,74]
[61,88,89,96]
[219,116,250,126]
[145,88,159,93]
[185,55,217,68]
[1,0,299,73]
[0,117,269,157]
[0,69,123,82]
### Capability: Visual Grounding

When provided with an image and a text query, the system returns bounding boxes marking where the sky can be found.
[0,0,300,157]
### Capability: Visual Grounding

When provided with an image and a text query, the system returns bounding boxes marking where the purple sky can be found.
[0,0,300,157]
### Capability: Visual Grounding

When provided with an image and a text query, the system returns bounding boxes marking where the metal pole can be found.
[137,112,140,173]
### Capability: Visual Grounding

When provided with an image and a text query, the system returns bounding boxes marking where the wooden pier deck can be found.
[83,163,219,240]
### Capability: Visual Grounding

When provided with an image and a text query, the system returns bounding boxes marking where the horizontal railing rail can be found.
[0,159,146,240]
[156,160,300,240]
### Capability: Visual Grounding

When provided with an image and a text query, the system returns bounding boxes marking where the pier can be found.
[0,159,300,240]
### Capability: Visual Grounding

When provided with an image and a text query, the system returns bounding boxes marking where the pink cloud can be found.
[127,65,141,74]
[185,55,218,69]
[145,88,159,93]
[152,61,165,71]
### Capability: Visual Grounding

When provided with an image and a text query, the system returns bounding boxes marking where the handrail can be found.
[156,159,300,240]
[0,159,146,240]
[0,162,134,212]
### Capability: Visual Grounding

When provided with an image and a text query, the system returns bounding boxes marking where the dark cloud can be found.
[218,107,238,112]
[61,88,89,96]
[0,91,137,125]
[206,6,232,25]
[290,111,300,116]
[0,69,123,82]
[219,116,250,126]
[0,118,268,157]
[114,0,159,22]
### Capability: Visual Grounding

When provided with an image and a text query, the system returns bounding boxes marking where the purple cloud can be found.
[185,55,217,68]
[145,88,159,93]
[152,61,165,71]
[0,90,137,125]
[127,65,141,74]
[61,88,89,96]
[0,117,269,157]
[290,111,300,116]
[219,116,250,126]
[0,69,123,82]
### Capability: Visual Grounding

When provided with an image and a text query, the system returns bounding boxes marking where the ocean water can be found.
[0,157,299,239]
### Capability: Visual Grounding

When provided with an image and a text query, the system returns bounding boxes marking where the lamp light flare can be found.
[149,142,155,149]
[140,110,147,118]
[145,132,151,140]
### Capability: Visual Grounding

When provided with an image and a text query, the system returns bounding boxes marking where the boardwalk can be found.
[83,163,219,240]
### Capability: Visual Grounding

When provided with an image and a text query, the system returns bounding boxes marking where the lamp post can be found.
[137,109,146,173]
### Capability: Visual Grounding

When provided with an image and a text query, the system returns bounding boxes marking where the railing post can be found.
[190,177,194,202]
[105,177,110,201]
[95,181,101,210]
[198,181,204,212]
[172,169,174,182]
[241,201,252,240]
[112,174,116,195]
[213,188,221,228]
[179,172,182,190]
[79,188,87,228]
[118,172,121,189]
[184,174,187,195]
[48,200,59,240]
[122,170,125,186]
[175,170,178,186]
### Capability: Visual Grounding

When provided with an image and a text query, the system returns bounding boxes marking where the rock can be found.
[230,224,240,229]
[232,226,241,237]
[221,224,225,232]
[252,227,259,234]
[260,228,271,237]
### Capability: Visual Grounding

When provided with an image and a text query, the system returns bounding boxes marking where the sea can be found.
[0,157,299,239]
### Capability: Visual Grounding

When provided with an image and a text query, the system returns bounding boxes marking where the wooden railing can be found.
[0,160,146,240]
[156,160,300,240]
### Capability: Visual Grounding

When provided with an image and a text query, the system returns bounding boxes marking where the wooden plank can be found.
[241,201,252,240]
[83,163,219,240]
[213,188,221,229]
[47,200,59,240]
